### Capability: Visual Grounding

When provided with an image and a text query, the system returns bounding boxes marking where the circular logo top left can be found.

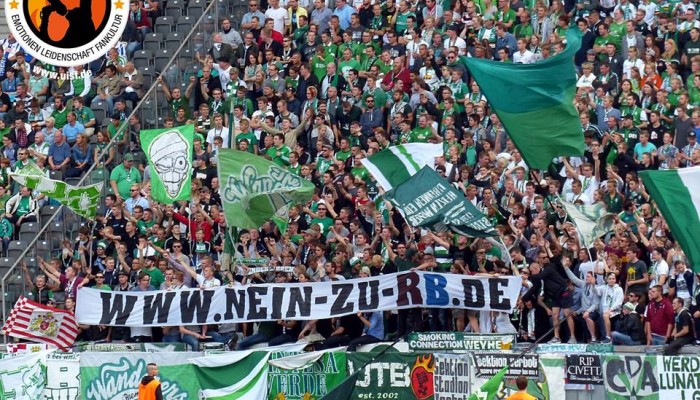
[5,0,129,66]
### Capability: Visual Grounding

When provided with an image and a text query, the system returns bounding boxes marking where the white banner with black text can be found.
[75,271,521,327]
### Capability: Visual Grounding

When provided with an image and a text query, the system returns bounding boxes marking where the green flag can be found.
[384,166,496,237]
[190,351,270,399]
[362,143,444,190]
[11,173,103,219]
[320,371,360,400]
[468,366,508,400]
[639,167,700,272]
[140,125,194,203]
[218,149,315,229]
[465,29,584,169]
[560,201,616,247]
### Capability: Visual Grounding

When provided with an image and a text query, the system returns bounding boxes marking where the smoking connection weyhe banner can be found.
[75,271,521,327]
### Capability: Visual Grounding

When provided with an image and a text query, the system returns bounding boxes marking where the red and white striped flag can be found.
[1,296,79,349]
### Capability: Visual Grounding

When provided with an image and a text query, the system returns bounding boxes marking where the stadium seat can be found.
[176,16,194,34]
[90,167,106,184]
[133,50,153,70]
[154,49,172,73]
[35,241,51,260]
[19,223,40,243]
[140,67,154,89]
[164,0,183,18]
[165,33,183,51]
[143,33,163,53]
[0,257,15,279]
[40,206,60,223]
[139,100,157,128]
[155,16,176,34]
[187,3,204,19]
[90,101,109,127]
[7,241,29,260]
[48,170,63,181]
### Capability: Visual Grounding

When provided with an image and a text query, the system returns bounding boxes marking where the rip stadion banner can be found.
[75,271,521,327]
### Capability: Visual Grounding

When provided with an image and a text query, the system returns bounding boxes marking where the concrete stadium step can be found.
[0,8,8,39]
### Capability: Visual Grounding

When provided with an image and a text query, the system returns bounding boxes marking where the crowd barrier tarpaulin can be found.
[75,271,522,327]
[658,356,700,400]
[267,349,347,399]
[79,352,203,399]
[407,332,517,351]
[603,355,659,400]
[0,352,47,398]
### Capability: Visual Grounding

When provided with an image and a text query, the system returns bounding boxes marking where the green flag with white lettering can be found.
[384,166,496,237]
[11,174,103,219]
[218,149,315,230]
[140,125,194,203]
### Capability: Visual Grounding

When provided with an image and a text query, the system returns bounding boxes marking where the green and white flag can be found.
[0,352,47,398]
[362,143,443,190]
[190,350,270,399]
[11,174,103,219]
[639,167,700,272]
[141,125,194,203]
[384,166,497,237]
[560,201,616,247]
[218,149,315,230]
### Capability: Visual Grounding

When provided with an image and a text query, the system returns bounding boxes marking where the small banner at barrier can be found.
[603,355,659,400]
[434,353,471,400]
[0,352,46,398]
[407,332,516,351]
[76,271,521,327]
[565,354,603,385]
[267,350,346,399]
[658,356,700,400]
[536,343,614,354]
[471,353,540,379]
[347,352,437,399]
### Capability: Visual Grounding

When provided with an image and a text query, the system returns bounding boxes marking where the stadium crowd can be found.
[0,0,699,354]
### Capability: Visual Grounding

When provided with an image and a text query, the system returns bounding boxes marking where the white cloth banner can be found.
[75,271,521,327]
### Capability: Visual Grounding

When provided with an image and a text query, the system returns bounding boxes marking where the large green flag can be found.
[218,149,315,229]
[639,167,700,272]
[465,29,584,169]
[384,166,497,237]
[190,350,270,399]
[140,125,194,203]
[11,173,103,219]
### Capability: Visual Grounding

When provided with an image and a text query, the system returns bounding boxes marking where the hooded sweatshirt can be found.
[138,376,162,400]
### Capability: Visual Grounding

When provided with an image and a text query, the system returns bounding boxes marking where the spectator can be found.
[665,297,695,355]
[612,302,645,345]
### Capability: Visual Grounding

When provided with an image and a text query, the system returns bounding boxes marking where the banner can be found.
[75,342,188,352]
[191,350,270,399]
[407,332,516,351]
[0,352,46,398]
[434,354,470,400]
[658,356,700,400]
[79,352,202,399]
[11,173,103,219]
[535,343,614,354]
[44,352,80,400]
[247,266,296,275]
[384,167,496,237]
[566,354,603,385]
[140,125,194,203]
[347,352,436,399]
[471,353,539,379]
[268,350,346,399]
[603,355,658,400]
[218,148,315,230]
[75,271,521,327]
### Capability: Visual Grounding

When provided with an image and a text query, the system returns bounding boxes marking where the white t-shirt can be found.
[513,50,536,64]
[265,7,288,33]
[206,126,230,149]
[196,274,221,288]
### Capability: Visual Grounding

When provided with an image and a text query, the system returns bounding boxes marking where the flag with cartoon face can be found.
[141,125,194,203]
[11,173,103,220]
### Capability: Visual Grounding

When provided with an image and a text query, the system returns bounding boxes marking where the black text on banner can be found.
[75,271,521,327]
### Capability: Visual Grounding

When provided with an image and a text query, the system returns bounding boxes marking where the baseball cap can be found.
[689,131,697,138]
[623,302,635,311]
[124,153,135,161]
[586,49,596,55]
[360,266,371,275]
[97,240,108,250]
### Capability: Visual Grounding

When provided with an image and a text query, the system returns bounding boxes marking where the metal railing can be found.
[0,0,224,336]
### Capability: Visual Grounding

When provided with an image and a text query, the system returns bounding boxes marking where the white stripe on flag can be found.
[677,168,700,221]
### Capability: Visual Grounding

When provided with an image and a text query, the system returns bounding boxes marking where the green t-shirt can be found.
[311,55,335,82]
[335,150,351,162]
[338,59,361,80]
[235,131,258,152]
[310,216,334,236]
[16,196,30,217]
[52,108,69,129]
[266,145,291,166]
[410,126,433,143]
[110,164,142,199]
[144,267,165,290]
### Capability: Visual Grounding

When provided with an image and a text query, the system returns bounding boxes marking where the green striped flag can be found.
[362,143,443,190]
[639,167,700,272]
[465,29,584,169]
[560,201,616,247]
[190,351,270,399]
[11,173,103,219]
[218,149,315,230]
[141,125,194,203]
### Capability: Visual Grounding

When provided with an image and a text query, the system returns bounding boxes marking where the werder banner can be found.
[347,352,437,400]
[565,354,603,385]
[140,125,194,203]
[658,356,700,400]
[75,271,521,327]
[80,352,201,399]
[603,355,658,400]
[471,353,540,379]
[267,350,346,399]
[407,332,516,351]
[384,167,496,237]
[218,148,315,230]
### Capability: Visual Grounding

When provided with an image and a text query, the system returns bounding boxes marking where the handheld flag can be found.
[639,167,700,272]
[190,350,270,399]
[141,125,194,203]
[218,149,315,230]
[2,296,79,349]
[465,29,584,169]
[560,201,616,247]
[468,366,508,400]
[362,143,443,190]
[11,173,103,219]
